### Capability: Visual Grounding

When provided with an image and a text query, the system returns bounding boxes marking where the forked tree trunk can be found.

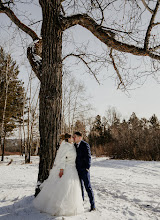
[35,0,62,196]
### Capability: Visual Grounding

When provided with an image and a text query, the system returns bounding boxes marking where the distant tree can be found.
[105,107,121,127]
[62,74,92,133]
[0,47,26,161]
[93,115,102,135]
[88,114,112,156]
[73,120,87,138]
[24,70,40,163]
[148,114,160,160]
[149,114,159,129]
[87,109,160,160]
[128,112,140,128]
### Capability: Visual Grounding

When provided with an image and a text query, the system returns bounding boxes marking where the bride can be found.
[33,133,84,216]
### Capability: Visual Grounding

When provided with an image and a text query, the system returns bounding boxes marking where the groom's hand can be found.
[59,169,64,178]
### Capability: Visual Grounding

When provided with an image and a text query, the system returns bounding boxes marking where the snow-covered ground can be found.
[0,155,160,220]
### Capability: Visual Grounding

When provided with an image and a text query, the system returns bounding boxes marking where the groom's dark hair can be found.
[74,131,82,137]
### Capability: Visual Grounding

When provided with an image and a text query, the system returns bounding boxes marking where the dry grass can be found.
[0,150,21,156]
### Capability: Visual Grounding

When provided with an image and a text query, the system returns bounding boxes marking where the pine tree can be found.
[149,114,159,129]
[0,47,26,161]
[93,115,102,135]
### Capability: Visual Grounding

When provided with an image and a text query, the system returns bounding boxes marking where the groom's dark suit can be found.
[75,140,95,210]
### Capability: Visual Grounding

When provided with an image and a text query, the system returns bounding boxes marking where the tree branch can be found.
[0,1,41,80]
[151,22,160,27]
[149,44,160,52]
[62,13,160,61]
[94,0,104,26]
[144,0,160,50]
[63,53,100,84]
[141,0,154,14]
[0,2,39,41]
[109,49,125,89]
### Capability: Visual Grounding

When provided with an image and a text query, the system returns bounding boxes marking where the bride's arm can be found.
[54,141,66,166]
[54,141,67,177]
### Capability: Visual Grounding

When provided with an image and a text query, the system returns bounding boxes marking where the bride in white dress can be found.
[33,133,84,216]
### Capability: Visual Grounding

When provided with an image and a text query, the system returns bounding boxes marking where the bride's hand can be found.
[59,169,64,178]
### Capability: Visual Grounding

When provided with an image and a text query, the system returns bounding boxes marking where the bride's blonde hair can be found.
[60,134,65,141]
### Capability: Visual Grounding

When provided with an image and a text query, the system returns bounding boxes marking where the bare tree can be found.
[1,54,9,161]
[24,71,40,163]
[105,106,122,127]
[1,0,160,195]
[62,74,92,133]
[29,98,40,156]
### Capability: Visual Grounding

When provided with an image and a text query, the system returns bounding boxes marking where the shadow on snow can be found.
[0,195,56,220]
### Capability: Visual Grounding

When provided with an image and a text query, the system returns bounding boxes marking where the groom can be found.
[74,131,96,211]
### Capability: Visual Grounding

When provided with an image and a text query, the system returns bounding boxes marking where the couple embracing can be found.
[33,132,96,216]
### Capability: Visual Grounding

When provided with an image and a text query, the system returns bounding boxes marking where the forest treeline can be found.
[88,113,160,161]
[1,47,160,162]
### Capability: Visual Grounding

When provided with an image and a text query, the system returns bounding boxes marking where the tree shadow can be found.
[0,195,56,220]
[91,157,158,169]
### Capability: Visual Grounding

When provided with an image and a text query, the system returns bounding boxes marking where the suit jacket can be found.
[75,140,91,171]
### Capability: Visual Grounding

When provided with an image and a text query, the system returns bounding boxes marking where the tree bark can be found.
[1,134,5,161]
[1,137,4,161]
[20,124,23,156]
[35,0,62,196]
[25,106,31,163]
[25,71,32,164]
[1,57,9,161]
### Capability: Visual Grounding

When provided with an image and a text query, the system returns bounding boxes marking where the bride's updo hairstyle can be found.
[65,133,72,142]
[60,134,65,141]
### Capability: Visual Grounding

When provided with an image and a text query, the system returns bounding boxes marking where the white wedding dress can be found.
[33,141,84,216]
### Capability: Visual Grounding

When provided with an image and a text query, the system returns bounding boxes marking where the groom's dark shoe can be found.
[90,207,96,212]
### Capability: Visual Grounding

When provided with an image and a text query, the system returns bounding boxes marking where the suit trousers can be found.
[77,169,95,209]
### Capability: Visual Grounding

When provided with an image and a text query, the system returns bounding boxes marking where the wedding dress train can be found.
[33,141,84,216]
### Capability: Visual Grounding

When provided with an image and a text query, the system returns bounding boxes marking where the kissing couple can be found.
[33,131,96,216]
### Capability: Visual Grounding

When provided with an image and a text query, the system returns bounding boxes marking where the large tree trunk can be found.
[35,0,62,196]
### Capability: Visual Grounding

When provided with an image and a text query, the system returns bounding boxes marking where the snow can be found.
[28,39,42,67]
[0,155,160,220]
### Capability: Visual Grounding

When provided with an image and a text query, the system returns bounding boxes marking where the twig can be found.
[109,48,125,89]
